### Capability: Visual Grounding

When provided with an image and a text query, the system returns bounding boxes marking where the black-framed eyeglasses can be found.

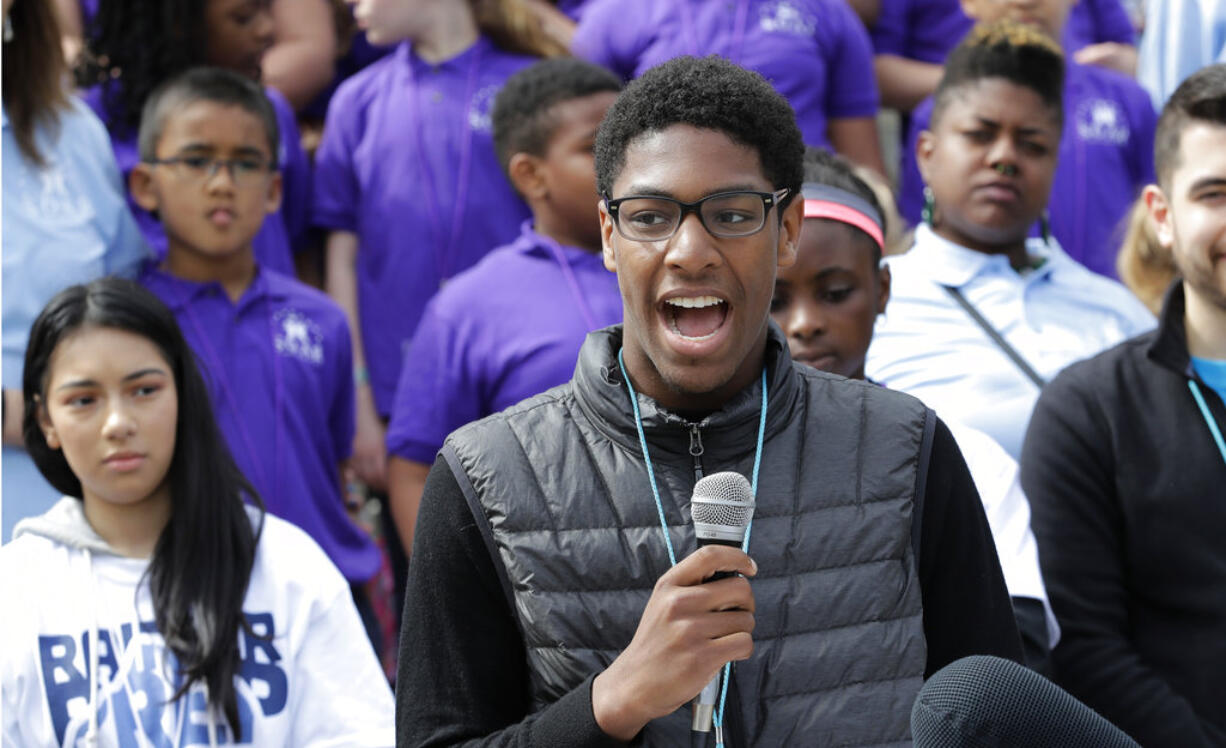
[144,155,275,186]
[605,188,791,242]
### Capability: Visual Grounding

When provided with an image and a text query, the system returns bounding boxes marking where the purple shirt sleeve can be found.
[1126,84,1157,185]
[898,96,932,225]
[312,81,365,233]
[386,298,483,465]
[331,312,356,464]
[266,87,311,252]
[869,0,907,55]
[824,0,880,119]
[569,0,648,79]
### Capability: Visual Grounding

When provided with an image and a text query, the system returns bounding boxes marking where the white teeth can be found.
[665,295,724,308]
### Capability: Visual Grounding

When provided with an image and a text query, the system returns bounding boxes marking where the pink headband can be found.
[802,183,884,251]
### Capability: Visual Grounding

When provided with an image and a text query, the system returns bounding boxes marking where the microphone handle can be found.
[692,539,744,733]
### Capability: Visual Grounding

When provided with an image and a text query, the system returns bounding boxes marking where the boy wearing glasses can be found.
[131,69,383,638]
[397,56,1020,745]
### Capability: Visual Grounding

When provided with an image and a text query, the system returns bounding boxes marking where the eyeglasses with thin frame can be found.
[605,188,791,242]
[144,155,275,187]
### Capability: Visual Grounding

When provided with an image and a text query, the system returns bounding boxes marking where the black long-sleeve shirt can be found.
[396,418,1022,746]
[1021,285,1226,747]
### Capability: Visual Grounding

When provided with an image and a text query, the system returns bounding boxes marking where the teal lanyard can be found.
[1188,380,1226,468]
[617,348,768,747]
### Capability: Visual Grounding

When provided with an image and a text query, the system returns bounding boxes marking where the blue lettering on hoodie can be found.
[38,613,286,746]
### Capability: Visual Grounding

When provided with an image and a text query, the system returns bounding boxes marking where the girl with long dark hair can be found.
[0,278,393,746]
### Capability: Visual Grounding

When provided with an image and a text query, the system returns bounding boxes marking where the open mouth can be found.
[664,295,729,341]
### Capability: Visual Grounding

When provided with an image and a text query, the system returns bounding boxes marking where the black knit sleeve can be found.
[395,455,626,747]
[917,417,1025,677]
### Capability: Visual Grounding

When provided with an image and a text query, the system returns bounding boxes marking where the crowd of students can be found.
[1,0,1224,745]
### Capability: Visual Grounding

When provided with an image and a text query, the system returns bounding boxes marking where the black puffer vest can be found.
[443,325,934,746]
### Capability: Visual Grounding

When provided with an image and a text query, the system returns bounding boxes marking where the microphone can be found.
[689,471,755,734]
[912,656,1140,747]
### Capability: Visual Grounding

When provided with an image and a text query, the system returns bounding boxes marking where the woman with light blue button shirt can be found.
[866,22,1153,460]
[1,0,148,541]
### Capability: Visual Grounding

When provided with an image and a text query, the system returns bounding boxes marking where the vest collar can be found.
[572,322,802,464]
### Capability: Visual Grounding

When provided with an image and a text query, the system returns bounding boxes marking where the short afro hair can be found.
[1154,63,1226,189]
[491,58,622,176]
[138,67,280,167]
[594,55,804,201]
[931,20,1065,129]
[802,147,887,263]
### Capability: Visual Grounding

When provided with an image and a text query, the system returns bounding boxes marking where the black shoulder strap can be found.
[941,285,1046,389]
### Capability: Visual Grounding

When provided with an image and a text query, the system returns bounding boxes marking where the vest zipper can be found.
[689,423,704,481]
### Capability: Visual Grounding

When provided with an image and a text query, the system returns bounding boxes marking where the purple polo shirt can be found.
[1064,0,1136,53]
[870,0,970,62]
[898,62,1156,279]
[557,0,595,21]
[141,264,379,583]
[871,0,1133,61]
[386,222,623,464]
[82,83,308,277]
[572,0,879,148]
[312,36,534,416]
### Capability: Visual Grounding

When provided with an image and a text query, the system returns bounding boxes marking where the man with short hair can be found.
[1022,63,1226,747]
[396,55,1021,746]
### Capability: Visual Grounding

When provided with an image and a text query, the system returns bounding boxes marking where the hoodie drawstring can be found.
[86,548,100,746]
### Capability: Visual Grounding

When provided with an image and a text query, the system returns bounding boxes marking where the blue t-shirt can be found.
[1192,356,1226,409]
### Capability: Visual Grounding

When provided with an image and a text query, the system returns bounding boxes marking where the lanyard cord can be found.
[406,44,485,283]
[617,348,768,747]
[1188,380,1226,468]
[537,230,600,332]
[682,0,752,64]
[176,286,283,503]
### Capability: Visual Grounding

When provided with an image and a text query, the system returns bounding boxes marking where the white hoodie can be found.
[0,498,394,747]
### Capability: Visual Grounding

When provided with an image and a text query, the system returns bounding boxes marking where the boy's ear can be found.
[777,195,803,269]
[129,163,160,212]
[264,170,283,214]
[507,152,547,201]
[598,199,617,273]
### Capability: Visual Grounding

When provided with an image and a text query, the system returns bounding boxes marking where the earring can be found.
[1039,210,1051,244]
[922,186,936,227]
[3,16,13,43]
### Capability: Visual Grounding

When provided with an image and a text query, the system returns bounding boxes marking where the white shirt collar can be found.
[908,224,1062,288]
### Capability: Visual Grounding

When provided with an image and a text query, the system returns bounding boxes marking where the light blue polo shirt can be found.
[866,225,1155,458]
[2,99,150,542]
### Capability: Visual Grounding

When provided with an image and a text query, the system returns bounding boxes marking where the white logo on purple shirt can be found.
[1076,99,1130,145]
[758,1,817,36]
[274,309,324,365]
[468,84,501,133]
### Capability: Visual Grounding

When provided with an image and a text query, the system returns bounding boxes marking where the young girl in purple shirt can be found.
[313,0,564,492]
[73,0,310,278]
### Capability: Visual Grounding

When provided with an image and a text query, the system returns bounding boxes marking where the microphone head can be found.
[691,471,755,545]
